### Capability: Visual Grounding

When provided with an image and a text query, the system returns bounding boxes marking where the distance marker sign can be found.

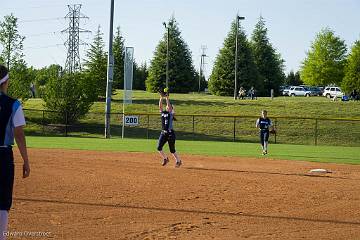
[123,115,139,126]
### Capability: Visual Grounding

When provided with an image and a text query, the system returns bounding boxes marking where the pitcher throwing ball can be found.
[256,110,275,155]
[157,93,182,168]
[0,64,30,240]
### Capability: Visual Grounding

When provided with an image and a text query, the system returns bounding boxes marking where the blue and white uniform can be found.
[256,117,272,146]
[0,92,26,211]
[157,110,176,153]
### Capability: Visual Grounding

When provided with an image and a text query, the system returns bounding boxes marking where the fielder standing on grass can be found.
[0,64,30,240]
[256,110,275,155]
[157,89,182,167]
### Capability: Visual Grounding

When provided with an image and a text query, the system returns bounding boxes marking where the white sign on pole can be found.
[123,116,139,126]
[124,47,134,104]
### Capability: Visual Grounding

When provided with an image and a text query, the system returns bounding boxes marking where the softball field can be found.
[9,148,360,239]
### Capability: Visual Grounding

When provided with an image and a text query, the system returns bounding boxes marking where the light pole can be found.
[163,21,169,89]
[234,14,245,100]
[105,0,115,138]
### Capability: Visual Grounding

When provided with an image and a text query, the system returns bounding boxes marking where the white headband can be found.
[0,74,9,85]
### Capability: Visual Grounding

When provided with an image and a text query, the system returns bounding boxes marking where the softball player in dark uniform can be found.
[157,94,182,167]
[256,110,274,155]
[0,65,30,240]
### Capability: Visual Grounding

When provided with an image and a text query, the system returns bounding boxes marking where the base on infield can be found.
[309,168,331,174]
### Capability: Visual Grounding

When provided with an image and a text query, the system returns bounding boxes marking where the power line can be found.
[24,44,64,50]
[18,17,64,23]
[25,31,62,38]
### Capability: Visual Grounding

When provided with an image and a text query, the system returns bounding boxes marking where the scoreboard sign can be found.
[123,115,139,126]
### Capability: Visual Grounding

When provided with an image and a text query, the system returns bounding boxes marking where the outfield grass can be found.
[22,90,360,146]
[26,136,360,165]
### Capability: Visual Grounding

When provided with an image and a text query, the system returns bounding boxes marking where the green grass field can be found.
[22,90,360,146]
[26,136,360,165]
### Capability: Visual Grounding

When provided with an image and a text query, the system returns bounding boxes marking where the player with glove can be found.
[157,88,182,168]
[256,110,276,155]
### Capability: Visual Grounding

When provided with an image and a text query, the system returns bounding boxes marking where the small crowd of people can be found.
[350,89,360,101]
[237,86,257,100]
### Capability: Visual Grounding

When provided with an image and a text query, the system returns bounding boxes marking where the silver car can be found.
[288,86,312,97]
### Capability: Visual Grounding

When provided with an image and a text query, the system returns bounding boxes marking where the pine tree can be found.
[209,20,260,96]
[146,17,197,93]
[301,28,347,86]
[113,26,125,89]
[83,25,108,98]
[251,16,285,96]
[285,70,303,86]
[342,40,360,93]
[134,62,148,90]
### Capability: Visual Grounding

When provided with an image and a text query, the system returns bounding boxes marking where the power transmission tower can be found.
[198,45,207,92]
[62,4,90,73]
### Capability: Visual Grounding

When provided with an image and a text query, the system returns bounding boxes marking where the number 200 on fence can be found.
[123,116,139,126]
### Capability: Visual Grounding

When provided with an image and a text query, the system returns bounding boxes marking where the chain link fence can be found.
[24,109,360,147]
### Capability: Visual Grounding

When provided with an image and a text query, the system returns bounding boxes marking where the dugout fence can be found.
[23,109,360,147]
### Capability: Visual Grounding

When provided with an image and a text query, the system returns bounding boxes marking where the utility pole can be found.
[105,0,115,138]
[234,14,245,100]
[62,4,90,73]
[163,22,169,89]
[199,45,207,93]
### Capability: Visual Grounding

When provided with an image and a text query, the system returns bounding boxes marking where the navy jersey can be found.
[256,117,272,131]
[160,111,174,131]
[0,93,18,146]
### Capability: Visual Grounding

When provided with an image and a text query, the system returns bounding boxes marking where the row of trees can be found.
[209,17,285,97]
[1,13,360,123]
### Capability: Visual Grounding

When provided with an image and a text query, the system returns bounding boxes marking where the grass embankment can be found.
[23,90,360,146]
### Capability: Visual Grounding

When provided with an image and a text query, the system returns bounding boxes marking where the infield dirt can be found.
[9,148,360,239]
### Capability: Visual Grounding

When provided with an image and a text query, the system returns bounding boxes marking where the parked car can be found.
[288,86,313,97]
[281,86,292,96]
[322,86,344,98]
[307,86,323,96]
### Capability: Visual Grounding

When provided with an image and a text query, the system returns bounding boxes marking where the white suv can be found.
[288,86,312,97]
[322,87,344,98]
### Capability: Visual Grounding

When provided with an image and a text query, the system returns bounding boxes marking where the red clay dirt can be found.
[7,148,360,239]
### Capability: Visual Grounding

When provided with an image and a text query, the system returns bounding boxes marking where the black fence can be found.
[24,109,360,147]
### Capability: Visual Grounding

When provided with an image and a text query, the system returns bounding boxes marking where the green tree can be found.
[43,72,97,123]
[251,16,285,96]
[342,40,360,93]
[113,26,125,89]
[146,17,197,93]
[208,20,260,96]
[33,64,62,97]
[0,14,25,70]
[7,60,32,101]
[285,70,303,86]
[134,62,148,90]
[301,28,347,86]
[83,25,108,98]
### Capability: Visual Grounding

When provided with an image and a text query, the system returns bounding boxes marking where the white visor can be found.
[0,74,9,85]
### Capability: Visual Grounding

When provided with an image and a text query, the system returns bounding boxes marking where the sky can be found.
[1,0,359,78]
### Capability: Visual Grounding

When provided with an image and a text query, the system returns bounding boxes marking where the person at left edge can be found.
[0,64,30,240]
